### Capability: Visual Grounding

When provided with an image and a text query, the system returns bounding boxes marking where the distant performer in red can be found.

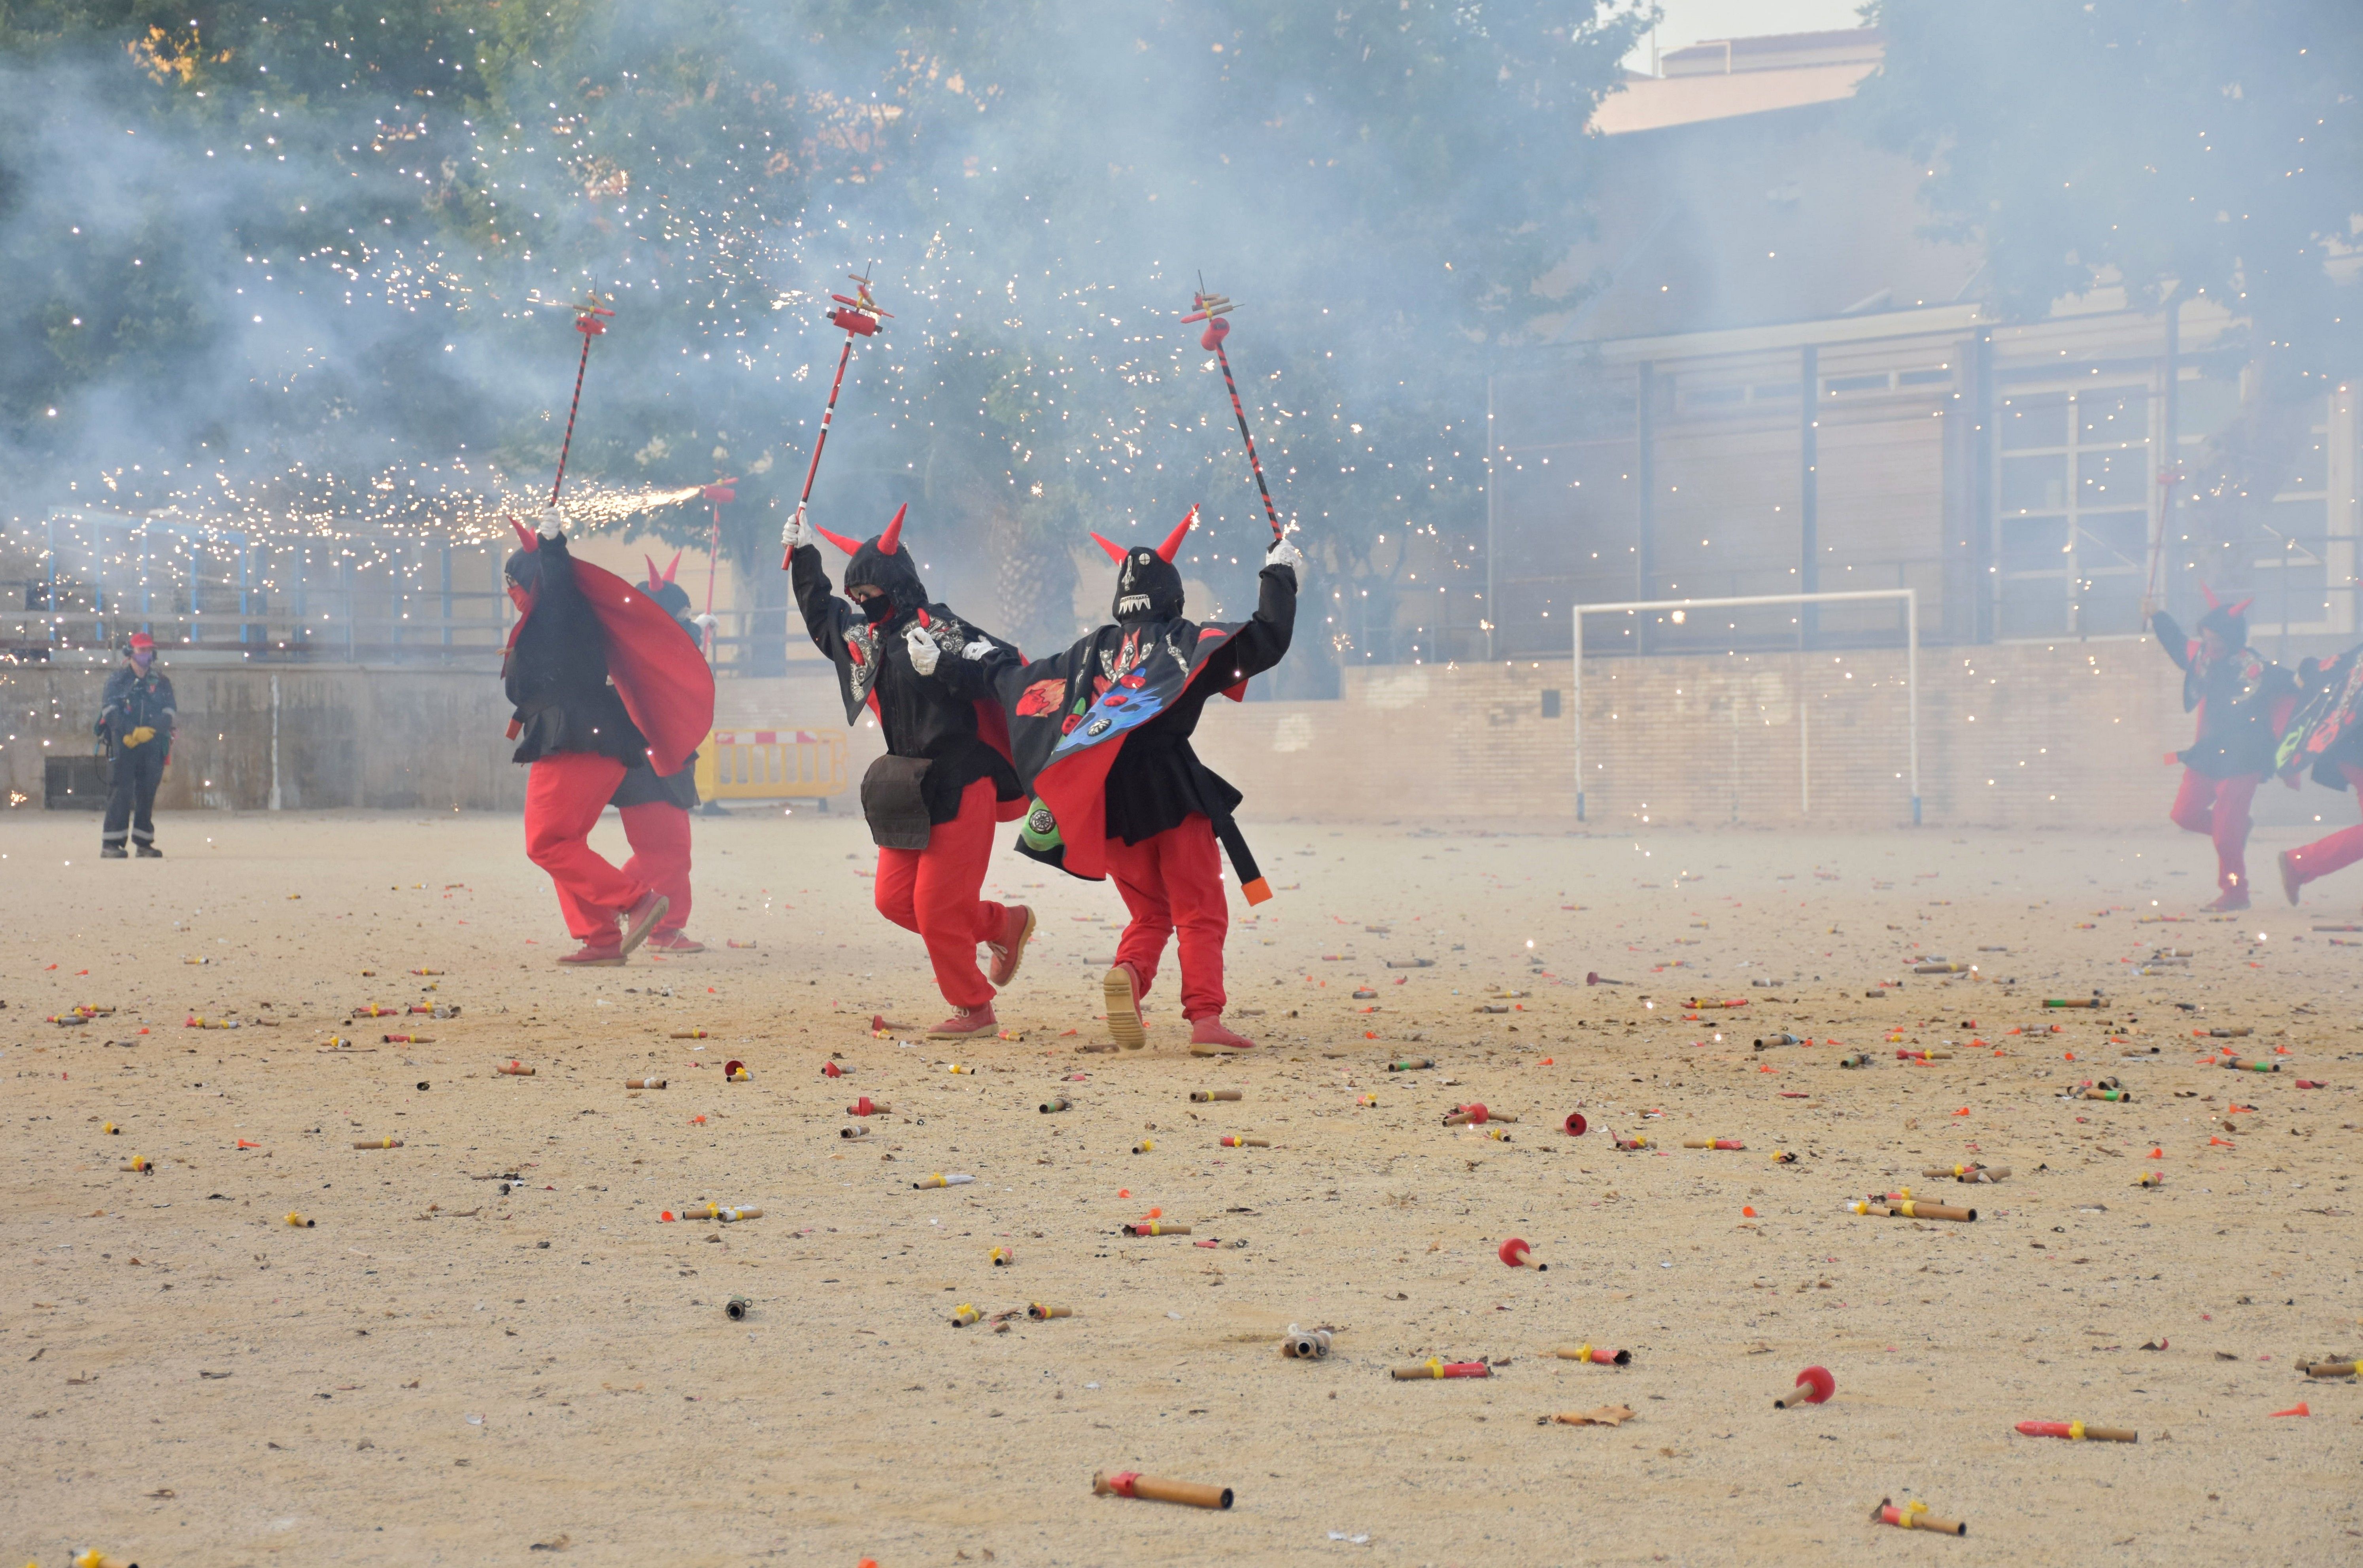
[606,552,710,953]
[787,503,1034,1035]
[503,508,716,965]
[2270,640,2363,903]
[2151,588,2295,911]
[938,510,1301,1051]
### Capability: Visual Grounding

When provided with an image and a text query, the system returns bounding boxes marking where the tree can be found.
[1859,0,2363,596]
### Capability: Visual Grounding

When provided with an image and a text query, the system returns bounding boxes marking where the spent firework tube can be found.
[1754,1033,1802,1049]
[1219,1136,1270,1148]
[1040,1096,1073,1113]
[497,1061,535,1076]
[2198,1026,2253,1038]
[724,1060,749,1081]
[951,1304,981,1327]
[381,1033,432,1044]
[351,1137,403,1150]
[1391,1358,1490,1380]
[1837,1053,1872,1068]
[839,1124,872,1139]
[1497,1236,1546,1270]
[2080,1087,2133,1101]
[121,1156,152,1172]
[1872,1498,1964,1536]
[990,1247,1015,1266]
[1773,1365,1836,1407]
[1190,1088,1244,1101]
[716,1205,761,1222]
[1553,1343,1632,1366]
[672,1029,709,1039]
[1133,1139,1156,1154]
[1683,1137,1746,1150]
[1612,1132,1652,1151]
[2043,997,2102,1009]
[1091,1469,1233,1510]
[285,1212,314,1228]
[1028,1303,1072,1320]
[1282,1327,1333,1359]
[912,1173,975,1189]
[2301,1359,2359,1378]
[1896,1048,1953,1061]
[2015,1420,2136,1442]
[1851,1198,1977,1222]
[847,1097,890,1116]
[1914,962,1972,974]
[1122,1220,1189,1236]
[625,1078,667,1090]
[352,1004,400,1018]
[1389,1058,1437,1072]
[2221,1057,2278,1072]
[1685,998,1747,1010]
[1923,1164,2010,1183]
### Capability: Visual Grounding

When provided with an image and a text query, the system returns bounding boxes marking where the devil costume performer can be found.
[2270,639,2363,903]
[787,504,1035,1034]
[938,510,1301,1051]
[2152,589,2297,911]
[605,551,708,951]
[504,508,716,963]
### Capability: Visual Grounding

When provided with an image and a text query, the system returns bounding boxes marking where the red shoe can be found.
[928,1003,998,1037]
[1103,962,1147,1049]
[986,905,1036,987]
[646,931,705,954]
[618,891,669,956]
[2280,850,2303,907]
[1188,1014,1255,1051]
[557,941,624,967]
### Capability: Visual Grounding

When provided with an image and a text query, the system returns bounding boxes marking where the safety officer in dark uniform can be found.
[96,631,175,858]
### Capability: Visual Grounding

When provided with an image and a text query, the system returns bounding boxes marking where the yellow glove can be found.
[125,726,155,748]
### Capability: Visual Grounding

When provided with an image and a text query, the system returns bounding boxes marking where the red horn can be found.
[812,524,863,555]
[663,550,682,585]
[1155,505,1199,564]
[644,554,663,592]
[2226,597,2253,618]
[2200,582,2220,609]
[1089,531,1127,563]
[878,503,908,556]
[511,518,539,552]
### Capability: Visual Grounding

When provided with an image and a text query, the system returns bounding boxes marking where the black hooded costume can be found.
[608,553,704,811]
[790,505,1022,839]
[941,509,1295,892]
[2152,598,2297,778]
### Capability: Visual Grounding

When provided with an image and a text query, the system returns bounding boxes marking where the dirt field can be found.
[3,808,2357,1567]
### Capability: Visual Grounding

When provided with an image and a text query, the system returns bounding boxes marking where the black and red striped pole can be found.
[543,294,615,505]
[1181,282,1284,543]
[782,270,890,569]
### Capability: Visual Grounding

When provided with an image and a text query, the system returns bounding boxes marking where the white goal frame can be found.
[1571,588,1921,826]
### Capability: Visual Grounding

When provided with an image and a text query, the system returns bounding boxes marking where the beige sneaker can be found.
[1103,962,1147,1049]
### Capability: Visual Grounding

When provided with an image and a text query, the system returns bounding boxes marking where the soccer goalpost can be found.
[1570,588,1921,826]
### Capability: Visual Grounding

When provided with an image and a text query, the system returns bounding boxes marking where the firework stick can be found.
[548,301,614,505]
[782,334,856,569]
[1182,288,1284,542]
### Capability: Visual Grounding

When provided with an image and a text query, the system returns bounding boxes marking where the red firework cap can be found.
[1497,1236,1532,1267]
[1562,1111,1588,1137]
[1791,1365,1836,1404]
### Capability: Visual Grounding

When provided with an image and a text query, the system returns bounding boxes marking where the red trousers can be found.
[875,775,1007,1009]
[2169,767,2260,895]
[527,752,652,943]
[2285,763,2363,887]
[619,801,692,937]
[1105,814,1228,1021]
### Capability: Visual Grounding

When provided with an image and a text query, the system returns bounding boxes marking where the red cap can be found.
[127,632,155,651]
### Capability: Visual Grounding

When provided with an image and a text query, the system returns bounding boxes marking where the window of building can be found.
[1995,385,2151,638]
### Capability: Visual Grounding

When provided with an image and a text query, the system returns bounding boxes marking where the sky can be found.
[1619,0,1872,74]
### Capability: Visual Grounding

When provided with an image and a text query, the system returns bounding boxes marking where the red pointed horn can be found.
[878,503,907,556]
[1155,505,1199,564]
[663,550,682,584]
[812,525,862,555]
[1089,531,1127,563]
[644,554,663,592]
[2200,582,2220,609]
[2226,597,2252,618]
[511,518,539,552]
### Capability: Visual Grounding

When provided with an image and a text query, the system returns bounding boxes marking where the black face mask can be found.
[859,593,897,625]
[1111,547,1185,624]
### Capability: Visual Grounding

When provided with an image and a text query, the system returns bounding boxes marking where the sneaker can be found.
[558,941,625,967]
[1102,962,1147,1049]
[618,891,669,956]
[645,931,705,954]
[135,844,163,858]
[928,1003,999,1037]
[2204,890,2250,913]
[2280,850,2303,907]
[986,905,1036,987]
[100,845,128,859]
[1188,1014,1256,1051]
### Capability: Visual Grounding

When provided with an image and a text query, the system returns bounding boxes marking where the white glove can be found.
[904,622,941,676]
[781,504,815,552]
[692,613,720,633]
[960,638,995,662]
[1265,533,1305,573]
[536,503,566,540]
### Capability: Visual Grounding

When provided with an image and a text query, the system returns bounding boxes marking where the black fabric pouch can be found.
[860,754,934,848]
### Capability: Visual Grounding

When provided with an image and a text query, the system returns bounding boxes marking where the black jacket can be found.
[96,665,176,760]
[503,533,648,766]
[2153,610,2295,778]
[790,541,1020,824]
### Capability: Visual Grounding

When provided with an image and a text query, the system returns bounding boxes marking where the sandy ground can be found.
[2,807,2358,1568]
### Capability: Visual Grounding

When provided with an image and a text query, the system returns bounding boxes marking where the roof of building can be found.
[1593,27,1884,136]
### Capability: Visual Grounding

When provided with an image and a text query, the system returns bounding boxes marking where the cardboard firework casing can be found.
[1091,1470,1232,1509]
